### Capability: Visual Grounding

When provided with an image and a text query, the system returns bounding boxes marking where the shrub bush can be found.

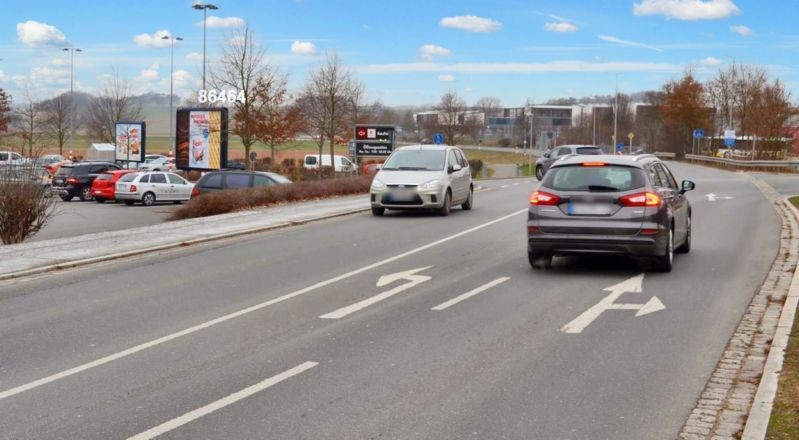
[0,164,57,244]
[468,159,484,178]
[168,175,373,220]
[498,138,511,148]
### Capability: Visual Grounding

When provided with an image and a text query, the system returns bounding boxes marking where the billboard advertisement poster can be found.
[175,108,229,170]
[115,122,146,162]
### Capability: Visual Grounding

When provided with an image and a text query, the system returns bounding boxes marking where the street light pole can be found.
[193,3,218,91]
[592,107,596,146]
[613,74,619,154]
[162,35,183,154]
[62,47,82,156]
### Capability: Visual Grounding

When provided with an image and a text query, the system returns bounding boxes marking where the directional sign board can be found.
[355,124,395,157]
[433,132,444,145]
[693,128,704,139]
[616,143,625,152]
[724,129,736,147]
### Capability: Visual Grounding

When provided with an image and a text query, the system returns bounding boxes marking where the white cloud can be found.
[16,21,68,47]
[440,15,502,33]
[545,22,578,33]
[150,62,160,70]
[171,70,195,88]
[633,0,740,21]
[291,40,318,55]
[464,87,474,92]
[730,25,754,36]
[136,68,159,82]
[133,30,172,48]
[438,74,456,82]
[419,44,452,60]
[700,56,723,66]
[195,16,245,28]
[598,34,663,52]
[357,60,679,74]
[228,36,246,46]
[186,52,204,61]
[52,58,68,66]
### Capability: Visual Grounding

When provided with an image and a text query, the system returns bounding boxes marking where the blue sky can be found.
[0,0,797,107]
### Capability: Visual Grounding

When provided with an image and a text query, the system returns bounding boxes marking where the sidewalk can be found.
[0,195,370,280]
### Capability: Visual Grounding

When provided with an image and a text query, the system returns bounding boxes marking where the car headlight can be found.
[371,179,386,190]
[420,179,441,190]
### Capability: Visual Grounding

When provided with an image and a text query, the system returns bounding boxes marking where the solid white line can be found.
[501,185,510,188]
[320,267,432,319]
[0,208,527,402]
[431,277,510,311]
[127,361,318,440]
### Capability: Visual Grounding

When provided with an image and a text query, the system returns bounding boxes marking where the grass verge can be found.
[766,196,799,439]
[168,175,372,220]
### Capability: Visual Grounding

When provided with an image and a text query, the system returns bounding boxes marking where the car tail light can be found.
[640,228,659,235]
[530,191,561,206]
[191,187,200,197]
[581,162,606,167]
[130,185,137,192]
[619,192,661,207]
[66,177,79,184]
[527,225,541,233]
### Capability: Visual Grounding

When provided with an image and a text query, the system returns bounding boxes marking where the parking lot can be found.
[31,199,180,242]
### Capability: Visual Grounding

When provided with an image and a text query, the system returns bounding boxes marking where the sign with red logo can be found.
[354,124,395,156]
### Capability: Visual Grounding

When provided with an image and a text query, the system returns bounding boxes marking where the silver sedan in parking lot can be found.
[115,171,194,206]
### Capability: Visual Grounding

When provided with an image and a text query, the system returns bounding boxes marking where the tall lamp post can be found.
[162,35,183,154]
[192,3,218,90]
[62,47,82,155]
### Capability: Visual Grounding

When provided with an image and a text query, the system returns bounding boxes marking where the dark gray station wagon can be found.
[527,154,695,272]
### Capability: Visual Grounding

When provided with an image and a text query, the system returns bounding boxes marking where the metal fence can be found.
[653,152,799,172]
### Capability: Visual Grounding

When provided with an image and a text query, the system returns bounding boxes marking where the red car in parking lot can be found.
[91,169,138,203]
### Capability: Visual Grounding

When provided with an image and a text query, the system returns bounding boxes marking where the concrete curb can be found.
[0,206,369,282]
[741,195,799,440]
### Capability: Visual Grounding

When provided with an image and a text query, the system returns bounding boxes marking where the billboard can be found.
[354,125,395,157]
[175,108,229,170]
[115,122,146,162]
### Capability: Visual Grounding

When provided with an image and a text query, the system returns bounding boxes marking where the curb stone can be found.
[678,174,798,439]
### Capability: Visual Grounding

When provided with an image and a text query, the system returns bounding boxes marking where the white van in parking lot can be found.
[303,154,357,173]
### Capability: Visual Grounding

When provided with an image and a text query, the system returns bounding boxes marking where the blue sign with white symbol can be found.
[616,143,625,152]
[693,129,704,140]
[724,129,735,147]
[724,137,735,147]
[433,133,444,145]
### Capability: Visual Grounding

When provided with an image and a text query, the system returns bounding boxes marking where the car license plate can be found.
[390,189,415,202]
[567,202,612,216]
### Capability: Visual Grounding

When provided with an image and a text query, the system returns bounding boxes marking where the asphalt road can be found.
[31,199,180,242]
[751,172,799,196]
[0,163,782,439]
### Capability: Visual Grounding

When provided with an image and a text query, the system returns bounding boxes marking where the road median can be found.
[0,195,370,282]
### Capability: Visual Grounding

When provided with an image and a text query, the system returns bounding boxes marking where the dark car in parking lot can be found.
[191,170,292,198]
[527,154,695,272]
[535,144,603,181]
[51,161,121,201]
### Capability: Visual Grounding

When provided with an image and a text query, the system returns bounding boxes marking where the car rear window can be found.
[576,147,603,155]
[543,165,647,192]
[56,165,90,176]
[95,173,113,181]
[119,173,138,182]
[199,173,223,188]
[225,173,251,188]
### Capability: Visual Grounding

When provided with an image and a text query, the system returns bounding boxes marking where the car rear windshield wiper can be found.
[587,185,620,192]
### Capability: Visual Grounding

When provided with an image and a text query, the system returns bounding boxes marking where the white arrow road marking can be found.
[320,267,433,319]
[705,193,734,202]
[127,361,318,440]
[561,274,666,334]
[431,277,510,311]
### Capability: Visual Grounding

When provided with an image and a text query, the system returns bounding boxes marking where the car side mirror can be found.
[449,164,462,173]
[681,180,695,194]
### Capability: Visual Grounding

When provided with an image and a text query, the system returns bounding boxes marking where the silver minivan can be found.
[369,145,472,216]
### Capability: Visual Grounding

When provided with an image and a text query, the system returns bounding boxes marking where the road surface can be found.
[0,163,784,439]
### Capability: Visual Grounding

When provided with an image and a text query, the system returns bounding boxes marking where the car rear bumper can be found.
[114,192,141,201]
[50,185,76,196]
[92,189,114,199]
[528,232,666,257]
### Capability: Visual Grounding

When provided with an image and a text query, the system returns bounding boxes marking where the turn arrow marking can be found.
[561,274,666,334]
[320,266,433,319]
[705,193,734,202]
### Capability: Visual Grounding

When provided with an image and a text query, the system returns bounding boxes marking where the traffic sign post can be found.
[354,125,395,157]
[433,132,444,145]
[692,129,704,155]
[627,132,634,153]
[724,130,736,147]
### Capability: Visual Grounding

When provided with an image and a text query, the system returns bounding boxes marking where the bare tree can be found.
[304,53,359,172]
[40,93,73,156]
[0,161,57,244]
[296,92,328,175]
[13,87,45,158]
[250,74,304,163]
[436,91,466,145]
[87,70,143,143]
[212,26,271,166]
[0,88,11,135]
[475,96,502,118]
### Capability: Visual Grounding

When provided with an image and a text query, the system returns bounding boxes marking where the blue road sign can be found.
[693,129,704,139]
[433,132,444,145]
[724,137,735,147]
[616,143,625,152]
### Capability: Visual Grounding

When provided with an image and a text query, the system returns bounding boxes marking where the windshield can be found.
[382,150,446,171]
[543,165,646,192]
